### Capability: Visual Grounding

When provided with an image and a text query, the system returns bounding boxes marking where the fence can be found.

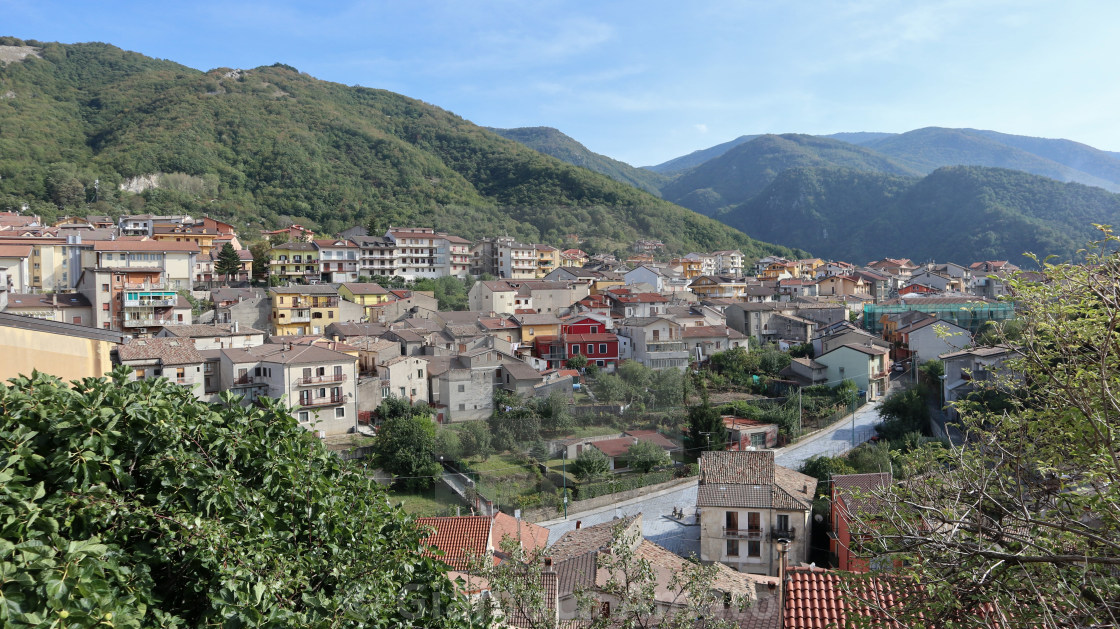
[576,466,697,501]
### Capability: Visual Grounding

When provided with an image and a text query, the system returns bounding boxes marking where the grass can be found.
[387,484,467,517]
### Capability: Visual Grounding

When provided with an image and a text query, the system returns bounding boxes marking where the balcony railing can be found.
[295,374,347,386]
[123,318,178,328]
[300,395,344,407]
[289,310,311,323]
[232,376,255,386]
[646,342,685,353]
[124,297,177,308]
[771,528,796,541]
[722,527,763,540]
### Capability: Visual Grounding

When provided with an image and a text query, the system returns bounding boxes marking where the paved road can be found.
[539,480,702,557]
[774,398,883,470]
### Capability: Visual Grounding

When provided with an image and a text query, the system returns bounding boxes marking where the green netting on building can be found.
[863,300,1016,334]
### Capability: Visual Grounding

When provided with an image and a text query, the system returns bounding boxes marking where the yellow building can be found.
[534,244,559,278]
[688,275,750,299]
[671,257,703,279]
[0,312,126,381]
[270,285,342,336]
[268,242,320,283]
[759,261,800,281]
[513,312,561,342]
[338,282,391,320]
[152,225,219,256]
[560,248,588,267]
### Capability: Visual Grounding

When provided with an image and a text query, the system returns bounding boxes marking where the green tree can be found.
[0,369,472,627]
[684,395,727,458]
[246,240,272,281]
[488,389,541,451]
[459,420,493,461]
[215,241,242,281]
[863,229,1120,627]
[626,439,670,473]
[565,353,588,371]
[434,429,463,462]
[569,447,610,481]
[374,398,442,490]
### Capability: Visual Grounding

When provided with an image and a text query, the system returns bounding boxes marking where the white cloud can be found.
[695,124,709,134]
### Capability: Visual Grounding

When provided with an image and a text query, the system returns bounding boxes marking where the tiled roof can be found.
[117,337,205,366]
[833,472,892,517]
[160,323,265,337]
[417,516,493,571]
[269,284,340,296]
[623,430,679,451]
[94,240,199,252]
[697,484,772,508]
[700,450,774,485]
[340,282,388,294]
[838,342,889,356]
[785,567,919,629]
[682,325,731,338]
[548,515,640,562]
[312,238,357,248]
[0,244,33,257]
[222,343,356,366]
[5,293,91,308]
[491,512,550,555]
[554,549,598,597]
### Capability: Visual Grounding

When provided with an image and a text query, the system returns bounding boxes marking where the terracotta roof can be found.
[548,515,640,562]
[116,337,205,366]
[623,430,679,451]
[312,238,357,248]
[417,516,494,570]
[682,325,731,338]
[269,284,340,296]
[785,567,919,629]
[160,323,265,337]
[222,343,356,366]
[4,293,90,308]
[837,342,889,356]
[0,244,33,258]
[340,282,388,295]
[491,512,550,555]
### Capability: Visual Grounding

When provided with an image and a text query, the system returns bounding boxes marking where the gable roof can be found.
[417,516,493,570]
[116,337,205,366]
[832,472,892,517]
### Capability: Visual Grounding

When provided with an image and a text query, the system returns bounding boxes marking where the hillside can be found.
[723,165,1120,264]
[487,126,667,196]
[0,38,794,258]
[659,134,919,216]
[864,127,1120,192]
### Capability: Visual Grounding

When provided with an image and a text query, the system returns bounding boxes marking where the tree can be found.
[215,241,242,281]
[434,429,463,462]
[626,439,670,473]
[247,240,272,281]
[569,448,610,481]
[538,390,574,434]
[459,420,493,461]
[488,389,541,451]
[374,398,442,490]
[859,229,1120,627]
[566,353,588,371]
[684,395,727,458]
[0,369,473,628]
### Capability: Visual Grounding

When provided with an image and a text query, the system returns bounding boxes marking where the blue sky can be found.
[5,0,1120,166]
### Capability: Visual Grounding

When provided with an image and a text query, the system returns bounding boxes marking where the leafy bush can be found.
[569,448,611,481]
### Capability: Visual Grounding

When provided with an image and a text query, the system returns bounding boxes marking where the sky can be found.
[5,0,1120,166]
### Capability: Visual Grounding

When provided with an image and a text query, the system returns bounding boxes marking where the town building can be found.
[0,311,126,381]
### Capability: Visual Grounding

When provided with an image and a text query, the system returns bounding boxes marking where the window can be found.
[417,369,423,378]
[591,325,598,333]
[102,303,109,311]
[72,316,82,325]
[726,539,740,557]
[599,601,610,619]
[298,411,310,423]
[587,344,593,355]
[319,388,327,398]
[725,511,738,532]
[458,403,466,411]
[299,390,311,405]
[570,344,579,355]
[303,367,312,379]
[176,368,185,382]
[747,512,761,533]
[596,360,605,367]
[599,343,608,354]
[776,514,790,533]
[458,384,465,393]
[747,540,761,557]
[335,407,345,418]
[750,432,766,447]
[134,368,145,380]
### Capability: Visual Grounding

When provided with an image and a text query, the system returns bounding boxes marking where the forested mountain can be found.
[723,165,1120,264]
[0,38,795,257]
[643,134,760,174]
[658,134,919,216]
[487,126,666,196]
[864,127,1120,192]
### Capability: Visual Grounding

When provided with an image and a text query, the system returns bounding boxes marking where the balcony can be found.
[289,309,311,323]
[123,281,168,291]
[300,395,344,408]
[646,342,685,353]
[124,294,178,308]
[723,527,763,540]
[123,318,177,328]
[771,528,796,541]
[295,373,347,386]
[231,376,255,386]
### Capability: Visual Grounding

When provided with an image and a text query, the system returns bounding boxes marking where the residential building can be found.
[386,227,450,280]
[583,430,679,471]
[712,249,744,275]
[77,267,191,334]
[682,325,747,362]
[534,244,559,278]
[623,265,665,292]
[425,346,508,422]
[0,243,35,292]
[156,322,266,350]
[418,513,549,571]
[725,302,851,345]
[211,287,270,331]
[314,238,360,283]
[697,450,815,576]
[815,274,870,298]
[689,275,751,299]
[351,235,398,278]
[267,241,320,283]
[2,292,93,326]
[559,248,588,267]
[152,224,219,256]
[0,312,126,381]
[199,246,253,283]
[0,235,86,292]
[670,256,703,279]
[940,345,1019,418]
[376,355,429,404]
[270,285,342,336]
[513,312,561,344]
[338,282,391,320]
[618,316,689,370]
[468,279,585,315]
[604,288,669,318]
[815,343,890,398]
[829,472,893,572]
[894,315,971,366]
[723,416,780,450]
[116,337,207,397]
[259,223,314,242]
[863,295,1014,335]
[219,343,359,435]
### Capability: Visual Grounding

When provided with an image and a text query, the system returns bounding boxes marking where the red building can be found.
[534,330,619,371]
[829,472,892,572]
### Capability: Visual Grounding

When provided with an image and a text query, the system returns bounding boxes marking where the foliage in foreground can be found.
[857,228,1120,627]
[0,370,472,627]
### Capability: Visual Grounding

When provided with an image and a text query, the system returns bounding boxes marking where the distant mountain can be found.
[0,37,795,257]
[820,132,895,145]
[864,127,1120,192]
[644,135,760,174]
[487,126,666,195]
[722,165,1120,265]
[659,134,919,216]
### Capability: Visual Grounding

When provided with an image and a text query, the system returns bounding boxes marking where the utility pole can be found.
[562,449,568,519]
[798,387,803,438]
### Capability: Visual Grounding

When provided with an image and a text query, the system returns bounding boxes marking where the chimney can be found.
[777,539,790,609]
[575,520,582,529]
[52,293,57,307]
[543,557,553,569]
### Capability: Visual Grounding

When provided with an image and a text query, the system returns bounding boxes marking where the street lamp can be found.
[562,449,568,519]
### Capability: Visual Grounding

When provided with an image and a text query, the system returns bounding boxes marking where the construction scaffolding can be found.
[863,299,1016,335]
